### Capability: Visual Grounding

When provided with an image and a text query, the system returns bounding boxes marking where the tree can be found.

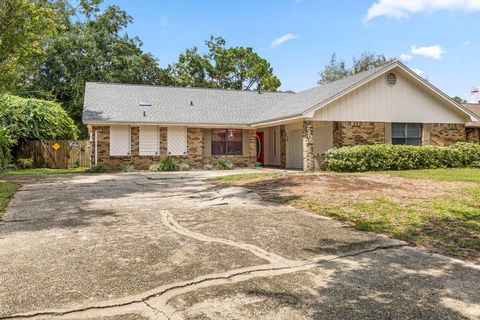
[452,96,467,104]
[0,94,79,163]
[29,0,172,131]
[0,0,60,93]
[318,52,395,84]
[169,36,281,91]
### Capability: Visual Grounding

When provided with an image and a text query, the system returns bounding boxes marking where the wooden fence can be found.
[18,140,92,169]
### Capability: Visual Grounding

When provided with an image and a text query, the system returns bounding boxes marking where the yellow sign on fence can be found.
[52,143,60,151]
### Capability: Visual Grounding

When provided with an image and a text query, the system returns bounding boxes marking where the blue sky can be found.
[104,0,479,101]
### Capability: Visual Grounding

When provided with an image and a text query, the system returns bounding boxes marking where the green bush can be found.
[324,143,480,172]
[203,163,214,170]
[211,160,234,170]
[16,158,34,169]
[0,95,79,166]
[121,164,135,172]
[177,162,190,171]
[89,164,106,173]
[149,157,179,171]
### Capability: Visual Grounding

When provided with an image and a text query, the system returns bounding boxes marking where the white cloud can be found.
[411,45,445,59]
[365,0,480,21]
[400,53,412,61]
[463,40,472,47]
[271,33,298,48]
[411,68,424,76]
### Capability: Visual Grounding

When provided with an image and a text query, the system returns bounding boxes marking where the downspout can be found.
[94,129,98,166]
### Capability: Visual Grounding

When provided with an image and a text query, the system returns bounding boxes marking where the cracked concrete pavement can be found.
[0,169,479,319]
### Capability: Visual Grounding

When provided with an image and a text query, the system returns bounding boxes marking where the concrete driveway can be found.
[0,170,479,319]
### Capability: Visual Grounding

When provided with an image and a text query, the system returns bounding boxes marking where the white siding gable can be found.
[139,126,159,156]
[110,125,130,156]
[167,126,187,156]
[313,70,468,124]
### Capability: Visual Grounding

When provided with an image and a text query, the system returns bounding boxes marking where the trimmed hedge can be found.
[324,142,480,172]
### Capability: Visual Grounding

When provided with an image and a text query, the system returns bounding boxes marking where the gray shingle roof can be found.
[82,61,397,126]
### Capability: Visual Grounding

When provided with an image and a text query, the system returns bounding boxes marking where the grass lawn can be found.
[1,167,88,175]
[0,180,18,218]
[386,168,480,183]
[215,168,480,261]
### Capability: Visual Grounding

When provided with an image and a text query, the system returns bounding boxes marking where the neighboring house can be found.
[82,61,480,171]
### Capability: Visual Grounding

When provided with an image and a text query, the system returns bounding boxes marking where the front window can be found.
[392,123,422,145]
[212,129,242,155]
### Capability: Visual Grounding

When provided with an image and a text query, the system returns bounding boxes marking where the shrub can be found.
[211,160,234,170]
[177,162,190,171]
[324,143,480,172]
[89,164,106,173]
[121,164,135,172]
[203,163,214,170]
[0,95,78,166]
[149,157,179,171]
[16,158,34,169]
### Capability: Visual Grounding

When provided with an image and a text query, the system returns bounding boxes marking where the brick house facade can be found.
[91,126,257,170]
[83,62,480,171]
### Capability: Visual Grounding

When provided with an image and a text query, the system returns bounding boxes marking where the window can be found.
[392,123,422,145]
[211,129,242,156]
[110,125,130,156]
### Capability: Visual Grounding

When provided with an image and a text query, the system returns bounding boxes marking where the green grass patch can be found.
[385,168,480,183]
[1,167,88,175]
[0,180,18,217]
[209,172,279,182]
[289,186,480,260]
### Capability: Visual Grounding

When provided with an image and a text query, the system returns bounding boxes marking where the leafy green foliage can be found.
[89,164,106,173]
[324,143,480,172]
[452,96,467,104]
[149,157,179,171]
[211,160,234,170]
[121,164,135,172]
[16,158,34,169]
[169,36,281,91]
[0,94,79,144]
[30,1,171,128]
[318,52,394,84]
[177,162,190,171]
[0,0,60,93]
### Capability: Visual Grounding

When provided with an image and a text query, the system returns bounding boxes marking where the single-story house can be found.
[82,60,480,171]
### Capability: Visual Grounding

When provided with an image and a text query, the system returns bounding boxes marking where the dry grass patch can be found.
[215,170,480,262]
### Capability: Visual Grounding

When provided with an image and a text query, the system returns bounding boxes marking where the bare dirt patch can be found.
[218,172,471,205]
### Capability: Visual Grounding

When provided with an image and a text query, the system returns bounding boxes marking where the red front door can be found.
[256,132,264,165]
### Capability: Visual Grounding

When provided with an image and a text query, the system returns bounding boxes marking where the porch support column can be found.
[280,125,287,168]
[303,120,315,171]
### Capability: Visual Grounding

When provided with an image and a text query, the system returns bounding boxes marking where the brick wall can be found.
[333,121,386,147]
[427,123,466,146]
[91,126,256,170]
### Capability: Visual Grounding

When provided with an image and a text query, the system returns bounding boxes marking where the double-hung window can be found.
[211,129,242,156]
[392,123,422,146]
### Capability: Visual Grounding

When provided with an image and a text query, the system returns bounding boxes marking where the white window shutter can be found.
[110,126,130,156]
[167,126,187,156]
[139,126,159,156]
